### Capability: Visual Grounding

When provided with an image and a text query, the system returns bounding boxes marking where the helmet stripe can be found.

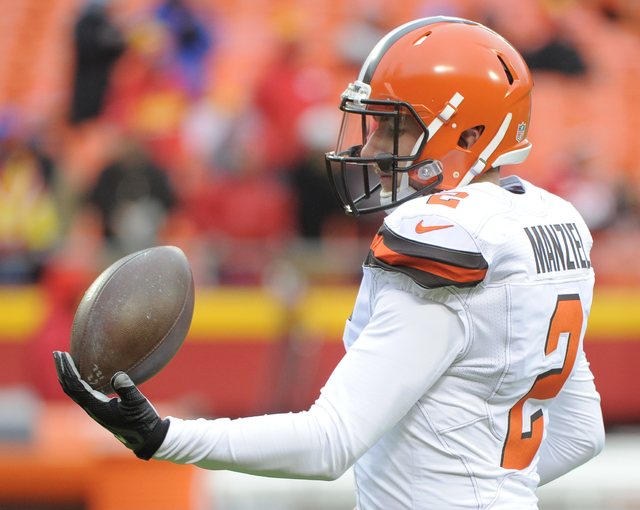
[358,17,477,85]
[426,92,464,142]
[459,113,513,186]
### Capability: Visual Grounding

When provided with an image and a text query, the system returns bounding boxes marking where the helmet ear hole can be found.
[457,125,485,150]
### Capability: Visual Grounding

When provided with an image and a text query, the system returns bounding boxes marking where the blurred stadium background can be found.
[0,0,639,508]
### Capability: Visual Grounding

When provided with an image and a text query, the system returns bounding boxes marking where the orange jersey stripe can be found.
[371,235,488,284]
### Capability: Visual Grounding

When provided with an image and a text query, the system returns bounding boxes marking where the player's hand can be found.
[53,351,169,460]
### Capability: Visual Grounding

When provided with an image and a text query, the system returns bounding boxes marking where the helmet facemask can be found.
[325,81,443,216]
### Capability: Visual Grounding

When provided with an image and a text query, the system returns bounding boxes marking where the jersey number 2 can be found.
[500,294,583,470]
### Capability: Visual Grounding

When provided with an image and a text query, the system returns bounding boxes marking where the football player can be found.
[55,17,605,509]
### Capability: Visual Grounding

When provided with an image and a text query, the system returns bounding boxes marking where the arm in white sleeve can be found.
[536,352,605,486]
[153,283,464,480]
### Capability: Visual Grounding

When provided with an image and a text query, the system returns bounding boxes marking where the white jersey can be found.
[347,176,599,508]
[154,176,604,510]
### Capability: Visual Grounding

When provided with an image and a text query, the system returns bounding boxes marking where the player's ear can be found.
[458,126,484,150]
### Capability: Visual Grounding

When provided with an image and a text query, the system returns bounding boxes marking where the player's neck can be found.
[472,168,500,186]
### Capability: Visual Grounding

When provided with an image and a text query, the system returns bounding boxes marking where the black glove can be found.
[53,351,169,460]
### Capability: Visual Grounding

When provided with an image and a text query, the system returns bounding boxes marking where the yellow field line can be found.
[0,286,636,343]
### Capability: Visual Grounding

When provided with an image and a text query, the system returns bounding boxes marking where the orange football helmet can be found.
[325,16,533,215]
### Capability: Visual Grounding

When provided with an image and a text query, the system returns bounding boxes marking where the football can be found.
[70,246,195,394]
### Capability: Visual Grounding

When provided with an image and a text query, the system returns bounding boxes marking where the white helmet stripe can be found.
[459,113,513,187]
[426,92,464,142]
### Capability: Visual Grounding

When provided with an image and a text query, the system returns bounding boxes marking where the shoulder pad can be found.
[365,193,488,289]
[365,204,488,289]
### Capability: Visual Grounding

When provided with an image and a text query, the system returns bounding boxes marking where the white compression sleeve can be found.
[153,283,464,480]
[536,352,605,486]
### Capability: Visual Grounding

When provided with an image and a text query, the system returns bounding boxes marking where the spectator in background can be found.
[612,177,640,230]
[101,6,215,172]
[479,0,587,77]
[252,40,315,174]
[290,145,343,239]
[521,38,587,76]
[156,0,214,98]
[291,104,367,239]
[548,152,618,233]
[0,130,61,283]
[70,0,127,124]
[87,138,176,260]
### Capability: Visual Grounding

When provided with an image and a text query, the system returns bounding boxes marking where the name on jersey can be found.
[524,223,591,274]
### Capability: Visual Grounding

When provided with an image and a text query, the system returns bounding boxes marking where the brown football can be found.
[70,246,194,394]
